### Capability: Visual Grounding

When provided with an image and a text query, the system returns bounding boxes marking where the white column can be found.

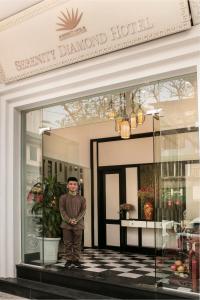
[0,100,7,277]
[0,101,21,277]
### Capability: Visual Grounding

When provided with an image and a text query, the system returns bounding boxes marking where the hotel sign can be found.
[0,0,191,83]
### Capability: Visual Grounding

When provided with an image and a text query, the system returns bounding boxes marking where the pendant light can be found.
[107,110,116,120]
[120,118,131,139]
[137,90,145,125]
[115,93,123,133]
[115,116,122,133]
[120,93,131,139]
[107,95,116,120]
[130,111,137,129]
[137,104,145,125]
[130,93,138,130]
[106,91,146,139]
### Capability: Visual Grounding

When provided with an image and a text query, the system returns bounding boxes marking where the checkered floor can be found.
[47,248,193,293]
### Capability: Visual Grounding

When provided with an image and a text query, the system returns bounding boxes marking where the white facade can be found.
[0,21,200,278]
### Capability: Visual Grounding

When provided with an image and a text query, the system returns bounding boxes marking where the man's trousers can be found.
[63,228,83,262]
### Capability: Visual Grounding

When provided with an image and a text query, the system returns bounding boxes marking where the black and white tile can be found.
[43,249,193,293]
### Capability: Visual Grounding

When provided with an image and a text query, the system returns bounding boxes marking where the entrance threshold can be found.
[16,249,197,299]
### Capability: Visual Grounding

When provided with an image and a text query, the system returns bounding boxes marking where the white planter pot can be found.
[37,237,61,264]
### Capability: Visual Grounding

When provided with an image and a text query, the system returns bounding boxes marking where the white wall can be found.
[126,168,138,219]
[105,174,120,220]
[0,23,200,277]
[99,137,153,166]
[52,116,153,168]
[43,133,79,165]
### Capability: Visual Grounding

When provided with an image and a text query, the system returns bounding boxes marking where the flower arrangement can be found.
[120,203,134,212]
[138,187,154,220]
[138,186,154,200]
[120,203,134,219]
[27,182,43,203]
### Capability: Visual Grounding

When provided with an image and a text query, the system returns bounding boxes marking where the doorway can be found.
[92,131,156,252]
[98,167,125,249]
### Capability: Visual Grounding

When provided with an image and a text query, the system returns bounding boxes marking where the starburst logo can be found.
[56,8,83,31]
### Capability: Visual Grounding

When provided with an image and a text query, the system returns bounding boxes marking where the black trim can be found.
[98,168,123,248]
[120,167,127,251]
[96,142,99,247]
[90,140,94,247]
[98,162,153,170]
[97,141,99,167]
[137,166,141,219]
[97,168,106,248]
[97,160,200,171]
[105,219,121,224]
[92,131,153,143]
[91,127,199,143]
[153,119,157,259]
[138,228,142,248]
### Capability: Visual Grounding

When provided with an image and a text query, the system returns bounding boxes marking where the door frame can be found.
[97,166,126,249]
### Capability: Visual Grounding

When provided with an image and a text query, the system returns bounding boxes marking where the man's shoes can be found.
[64,261,73,269]
[73,261,82,268]
[64,260,82,269]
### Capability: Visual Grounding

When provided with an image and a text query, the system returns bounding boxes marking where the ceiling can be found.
[0,0,43,21]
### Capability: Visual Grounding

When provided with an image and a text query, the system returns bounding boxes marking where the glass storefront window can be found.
[21,72,199,295]
[154,73,199,294]
[21,109,43,265]
[22,111,90,265]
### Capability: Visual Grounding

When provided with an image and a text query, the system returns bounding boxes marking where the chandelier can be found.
[106,92,145,139]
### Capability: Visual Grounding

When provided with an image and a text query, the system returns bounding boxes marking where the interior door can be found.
[98,168,125,248]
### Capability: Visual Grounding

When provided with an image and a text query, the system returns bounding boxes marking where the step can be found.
[16,264,197,299]
[0,278,114,299]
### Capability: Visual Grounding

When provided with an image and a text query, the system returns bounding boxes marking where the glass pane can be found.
[154,73,200,295]
[41,129,90,264]
[21,109,43,265]
[42,96,111,129]
[21,72,198,296]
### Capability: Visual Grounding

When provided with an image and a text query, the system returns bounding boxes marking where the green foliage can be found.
[31,176,66,238]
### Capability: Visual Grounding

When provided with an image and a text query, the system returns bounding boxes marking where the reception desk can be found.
[121,220,174,229]
[121,220,178,249]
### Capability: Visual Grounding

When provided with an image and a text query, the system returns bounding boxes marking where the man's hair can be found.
[67,177,78,183]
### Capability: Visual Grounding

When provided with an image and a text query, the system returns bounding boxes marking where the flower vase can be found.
[143,199,154,221]
[126,211,130,219]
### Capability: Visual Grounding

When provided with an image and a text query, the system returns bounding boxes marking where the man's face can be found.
[67,181,78,192]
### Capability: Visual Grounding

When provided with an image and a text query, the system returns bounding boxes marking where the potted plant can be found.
[31,176,66,264]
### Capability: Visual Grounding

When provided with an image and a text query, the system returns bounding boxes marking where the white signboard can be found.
[0,0,191,83]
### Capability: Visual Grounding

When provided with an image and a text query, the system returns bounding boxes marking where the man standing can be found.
[59,177,86,269]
